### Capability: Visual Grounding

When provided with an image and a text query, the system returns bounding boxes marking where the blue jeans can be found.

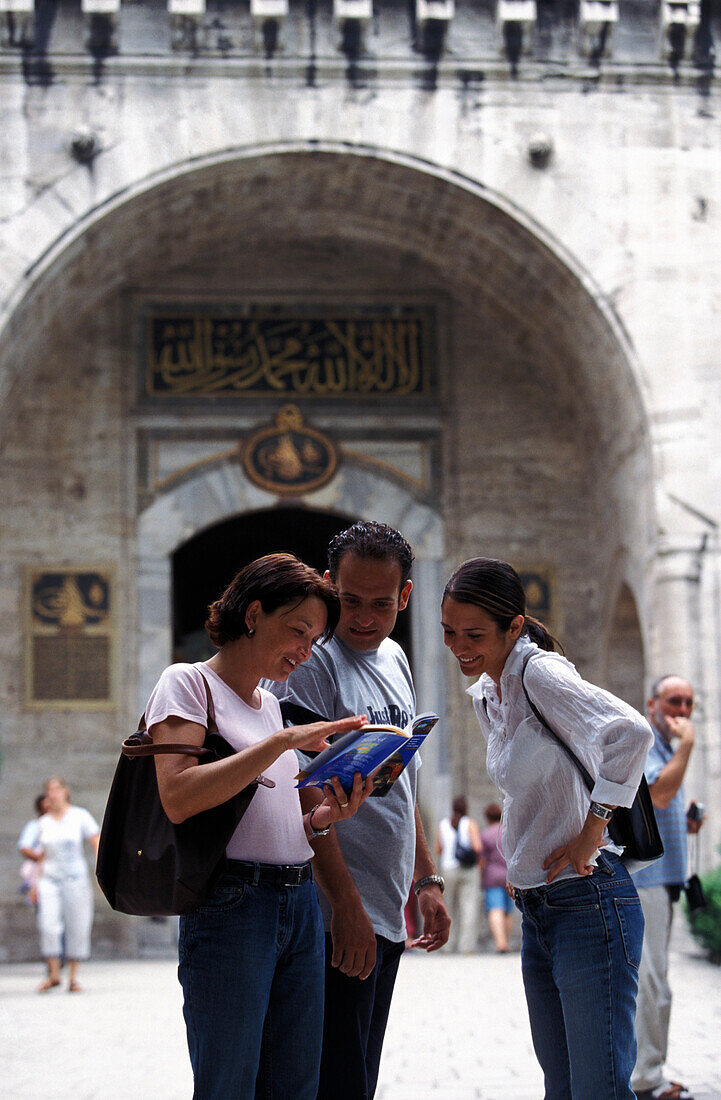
[178,867,324,1099]
[514,852,644,1100]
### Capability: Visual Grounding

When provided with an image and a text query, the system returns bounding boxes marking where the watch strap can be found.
[414,874,445,896]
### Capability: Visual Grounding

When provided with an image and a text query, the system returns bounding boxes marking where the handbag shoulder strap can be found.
[123,670,275,787]
[122,733,213,758]
[124,666,217,758]
[196,669,218,734]
[520,652,595,794]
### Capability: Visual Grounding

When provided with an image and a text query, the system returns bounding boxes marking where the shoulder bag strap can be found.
[124,669,275,787]
[121,735,213,758]
[197,669,219,734]
[520,652,595,794]
[122,666,217,759]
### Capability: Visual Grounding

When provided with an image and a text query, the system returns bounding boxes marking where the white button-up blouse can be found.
[466,634,654,889]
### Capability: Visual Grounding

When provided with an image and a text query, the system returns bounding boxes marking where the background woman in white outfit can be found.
[435,795,481,953]
[22,777,100,992]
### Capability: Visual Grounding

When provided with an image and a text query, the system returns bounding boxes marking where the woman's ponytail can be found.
[524,615,563,654]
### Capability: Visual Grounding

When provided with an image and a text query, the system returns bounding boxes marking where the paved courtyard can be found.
[1,920,719,1100]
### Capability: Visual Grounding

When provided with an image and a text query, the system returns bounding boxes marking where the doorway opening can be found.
[171,506,412,663]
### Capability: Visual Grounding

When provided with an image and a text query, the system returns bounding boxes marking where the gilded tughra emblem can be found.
[242,406,338,496]
[32,573,109,629]
[26,569,113,708]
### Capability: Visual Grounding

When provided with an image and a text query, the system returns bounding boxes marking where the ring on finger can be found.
[339,800,349,808]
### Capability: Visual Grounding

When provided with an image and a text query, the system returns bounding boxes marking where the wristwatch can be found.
[414,874,445,896]
[588,800,614,822]
[307,805,331,837]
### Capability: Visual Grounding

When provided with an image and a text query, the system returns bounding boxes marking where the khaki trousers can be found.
[444,864,479,953]
[631,885,675,1093]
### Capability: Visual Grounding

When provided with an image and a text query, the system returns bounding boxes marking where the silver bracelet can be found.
[588,800,614,821]
[307,804,331,837]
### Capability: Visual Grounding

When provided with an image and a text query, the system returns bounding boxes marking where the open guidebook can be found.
[295,712,439,798]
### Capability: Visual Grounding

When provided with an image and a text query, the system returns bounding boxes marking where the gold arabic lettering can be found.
[149,315,427,397]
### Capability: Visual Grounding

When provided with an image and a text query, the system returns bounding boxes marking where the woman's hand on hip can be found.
[542,815,606,883]
[313,773,375,830]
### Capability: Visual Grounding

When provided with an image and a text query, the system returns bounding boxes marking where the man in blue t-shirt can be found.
[268,521,450,1099]
[632,675,704,1100]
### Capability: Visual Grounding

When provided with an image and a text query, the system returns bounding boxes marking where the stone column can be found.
[410,555,451,830]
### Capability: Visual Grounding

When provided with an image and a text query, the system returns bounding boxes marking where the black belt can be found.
[225,860,313,887]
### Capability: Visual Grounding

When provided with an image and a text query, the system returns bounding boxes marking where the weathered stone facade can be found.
[1,0,719,958]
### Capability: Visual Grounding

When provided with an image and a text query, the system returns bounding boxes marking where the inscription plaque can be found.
[145,310,433,400]
[518,570,554,626]
[26,570,114,708]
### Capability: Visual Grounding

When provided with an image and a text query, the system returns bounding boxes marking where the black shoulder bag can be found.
[520,653,663,871]
[454,820,478,868]
[96,671,274,916]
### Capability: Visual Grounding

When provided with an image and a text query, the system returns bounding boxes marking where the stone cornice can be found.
[0,52,715,89]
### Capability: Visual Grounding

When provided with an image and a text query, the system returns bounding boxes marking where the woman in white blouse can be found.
[441,557,653,1100]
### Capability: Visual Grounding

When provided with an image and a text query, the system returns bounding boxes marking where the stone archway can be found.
[0,142,649,458]
[0,146,655,672]
[0,146,657,932]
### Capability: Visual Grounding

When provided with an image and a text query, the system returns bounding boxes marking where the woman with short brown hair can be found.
[147,552,372,1098]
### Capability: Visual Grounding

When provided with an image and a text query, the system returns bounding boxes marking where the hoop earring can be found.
[247,627,255,637]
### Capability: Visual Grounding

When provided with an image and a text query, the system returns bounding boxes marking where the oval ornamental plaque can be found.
[242,406,338,496]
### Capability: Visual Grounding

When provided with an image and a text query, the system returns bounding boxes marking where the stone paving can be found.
[1,920,719,1100]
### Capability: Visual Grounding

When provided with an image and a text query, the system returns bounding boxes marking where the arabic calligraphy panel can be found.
[144,311,434,400]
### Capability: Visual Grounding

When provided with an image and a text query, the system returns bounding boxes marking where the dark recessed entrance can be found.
[172,506,412,664]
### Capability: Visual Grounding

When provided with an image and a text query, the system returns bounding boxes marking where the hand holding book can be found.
[304,772,376,836]
[296,713,439,797]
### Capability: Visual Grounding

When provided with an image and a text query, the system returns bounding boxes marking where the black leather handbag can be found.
[96,672,273,916]
[521,654,664,870]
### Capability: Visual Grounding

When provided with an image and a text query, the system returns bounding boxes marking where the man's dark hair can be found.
[327,521,414,586]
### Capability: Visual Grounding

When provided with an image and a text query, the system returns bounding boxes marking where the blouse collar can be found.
[465,633,536,703]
